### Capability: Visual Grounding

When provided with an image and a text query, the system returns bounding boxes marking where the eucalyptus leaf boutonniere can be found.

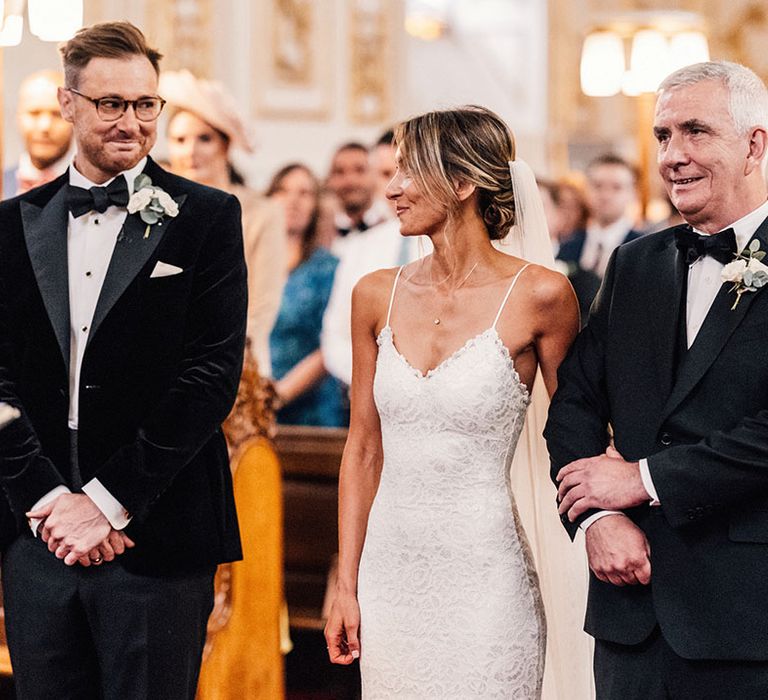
[721,239,768,310]
[128,173,179,239]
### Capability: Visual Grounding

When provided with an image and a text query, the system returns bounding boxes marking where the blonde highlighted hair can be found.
[394,105,516,240]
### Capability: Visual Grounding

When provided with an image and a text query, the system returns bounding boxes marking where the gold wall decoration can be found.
[145,0,213,78]
[721,1,768,83]
[348,0,393,124]
[253,0,333,120]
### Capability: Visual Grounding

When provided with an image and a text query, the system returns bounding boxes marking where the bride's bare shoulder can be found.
[353,266,402,301]
[516,263,576,311]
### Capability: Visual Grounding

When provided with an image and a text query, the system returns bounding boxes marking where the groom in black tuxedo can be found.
[0,22,246,699]
[546,61,768,698]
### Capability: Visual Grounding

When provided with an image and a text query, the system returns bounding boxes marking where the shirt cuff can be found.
[28,485,71,536]
[82,478,131,530]
[639,458,660,505]
[579,510,623,532]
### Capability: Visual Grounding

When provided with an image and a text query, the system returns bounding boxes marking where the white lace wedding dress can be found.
[357,264,546,699]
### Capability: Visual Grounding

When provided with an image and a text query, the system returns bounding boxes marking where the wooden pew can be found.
[273,424,347,631]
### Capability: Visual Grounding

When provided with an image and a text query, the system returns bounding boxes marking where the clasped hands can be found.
[26,493,134,567]
[556,445,653,587]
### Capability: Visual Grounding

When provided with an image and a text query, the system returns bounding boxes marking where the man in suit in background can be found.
[558,153,643,279]
[0,21,247,699]
[326,141,392,256]
[3,70,73,198]
[547,60,768,698]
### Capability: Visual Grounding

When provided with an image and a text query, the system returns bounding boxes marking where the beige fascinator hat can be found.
[159,69,256,153]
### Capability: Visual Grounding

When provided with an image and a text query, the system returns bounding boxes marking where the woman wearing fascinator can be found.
[324,106,593,698]
[160,70,287,373]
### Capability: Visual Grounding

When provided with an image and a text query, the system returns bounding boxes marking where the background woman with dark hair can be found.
[266,163,345,427]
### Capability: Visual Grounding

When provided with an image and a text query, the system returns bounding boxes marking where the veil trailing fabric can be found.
[495,158,594,699]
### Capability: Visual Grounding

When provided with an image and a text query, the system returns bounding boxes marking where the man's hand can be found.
[585,514,651,586]
[77,530,137,567]
[556,446,649,521]
[27,494,112,566]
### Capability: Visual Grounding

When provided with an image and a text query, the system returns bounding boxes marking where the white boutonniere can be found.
[128,173,179,239]
[0,402,20,430]
[721,239,768,310]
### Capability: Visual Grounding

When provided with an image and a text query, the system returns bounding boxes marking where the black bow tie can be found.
[674,226,737,265]
[337,220,369,237]
[66,175,130,218]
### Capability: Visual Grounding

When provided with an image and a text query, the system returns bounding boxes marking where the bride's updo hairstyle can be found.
[394,105,516,240]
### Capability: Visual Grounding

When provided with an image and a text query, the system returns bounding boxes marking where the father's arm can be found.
[544,251,616,539]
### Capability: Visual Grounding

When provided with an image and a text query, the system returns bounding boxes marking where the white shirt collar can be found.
[68,156,148,195]
[586,216,634,248]
[691,199,768,253]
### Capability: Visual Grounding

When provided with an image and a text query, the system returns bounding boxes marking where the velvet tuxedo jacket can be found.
[0,157,247,574]
[545,218,768,661]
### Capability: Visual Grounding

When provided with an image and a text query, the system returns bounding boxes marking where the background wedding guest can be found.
[162,69,286,372]
[558,154,643,278]
[3,70,73,198]
[321,129,429,388]
[555,179,590,242]
[267,163,345,427]
[369,128,397,210]
[326,141,391,255]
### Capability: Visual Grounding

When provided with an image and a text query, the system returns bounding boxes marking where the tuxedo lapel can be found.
[88,189,187,346]
[20,181,70,370]
[661,217,768,421]
[646,233,686,405]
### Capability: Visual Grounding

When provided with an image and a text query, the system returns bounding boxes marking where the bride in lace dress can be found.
[324,106,590,698]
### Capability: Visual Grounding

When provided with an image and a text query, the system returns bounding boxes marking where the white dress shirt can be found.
[29,157,148,535]
[580,217,635,277]
[331,198,393,258]
[321,219,430,385]
[582,199,768,531]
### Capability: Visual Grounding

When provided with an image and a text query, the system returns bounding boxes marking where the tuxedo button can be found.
[660,432,672,446]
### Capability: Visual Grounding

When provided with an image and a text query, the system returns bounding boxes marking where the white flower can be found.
[155,189,179,217]
[128,187,154,213]
[721,259,747,283]
[746,256,768,276]
[0,402,20,430]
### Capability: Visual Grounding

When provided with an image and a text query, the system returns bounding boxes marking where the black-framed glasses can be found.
[67,88,166,122]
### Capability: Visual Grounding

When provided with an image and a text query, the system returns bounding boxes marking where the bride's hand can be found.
[324,592,361,664]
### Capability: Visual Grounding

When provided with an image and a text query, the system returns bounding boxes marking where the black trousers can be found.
[2,534,215,700]
[595,626,768,700]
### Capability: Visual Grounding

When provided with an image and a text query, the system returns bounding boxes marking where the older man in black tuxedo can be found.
[0,22,246,699]
[547,61,768,698]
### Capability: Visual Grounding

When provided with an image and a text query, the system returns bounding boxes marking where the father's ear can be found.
[453,179,476,202]
[58,87,75,124]
[745,126,768,175]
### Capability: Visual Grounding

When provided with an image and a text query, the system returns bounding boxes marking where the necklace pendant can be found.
[433,318,440,325]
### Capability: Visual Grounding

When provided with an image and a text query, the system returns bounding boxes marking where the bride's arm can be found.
[325,272,387,665]
[532,269,580,398]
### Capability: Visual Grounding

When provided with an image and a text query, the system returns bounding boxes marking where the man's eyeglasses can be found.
[67,88,166,122]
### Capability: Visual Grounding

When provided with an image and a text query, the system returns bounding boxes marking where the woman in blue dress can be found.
[268,163,345,427]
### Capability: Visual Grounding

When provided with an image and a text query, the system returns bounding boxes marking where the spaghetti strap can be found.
[492,263,531,329]
[386,266,405,327]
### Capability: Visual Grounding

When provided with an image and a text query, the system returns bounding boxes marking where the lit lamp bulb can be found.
[0,14,23,46]
[580,31,625,97]
[627,29,670,94]
[669,31,710,72]
[28,0,83,42]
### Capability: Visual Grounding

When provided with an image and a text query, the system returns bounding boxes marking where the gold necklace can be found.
[432,261,479,325]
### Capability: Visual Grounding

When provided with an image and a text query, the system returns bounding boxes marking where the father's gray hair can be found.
[658,60,768,135]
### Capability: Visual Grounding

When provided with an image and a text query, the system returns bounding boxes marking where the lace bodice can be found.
[357,265,546,699]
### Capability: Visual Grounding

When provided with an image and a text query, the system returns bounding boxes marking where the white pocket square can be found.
[150,261,184,278]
